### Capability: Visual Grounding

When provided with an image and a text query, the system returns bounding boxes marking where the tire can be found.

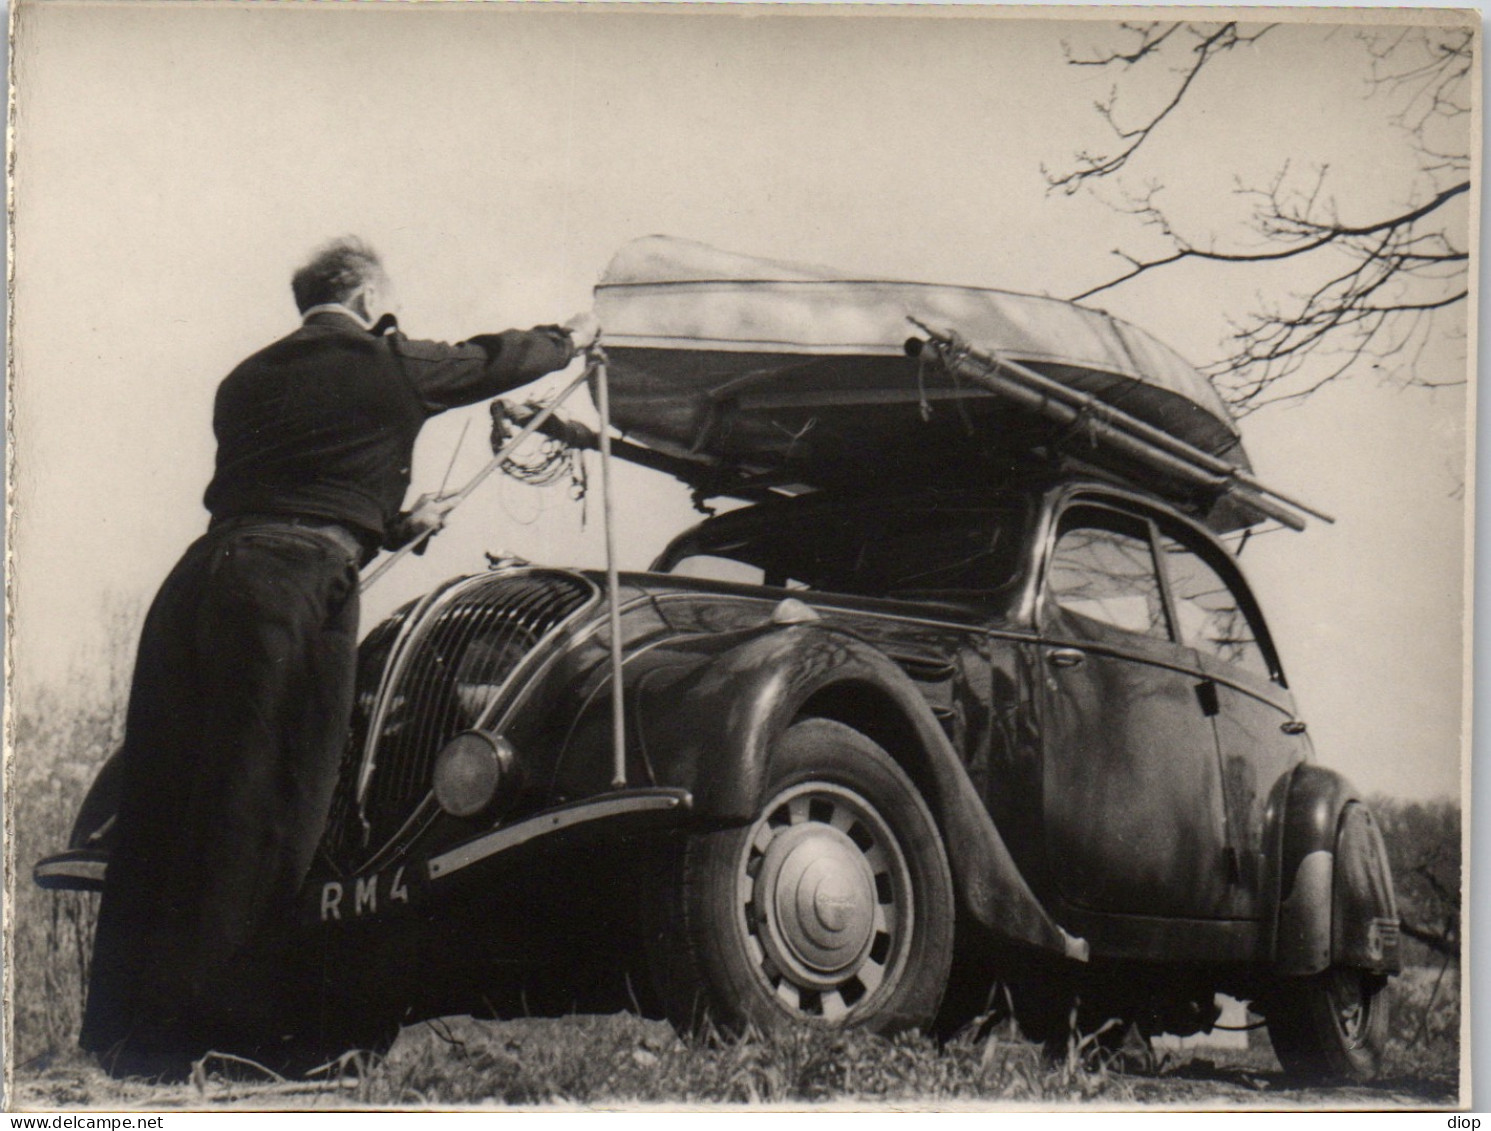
[646,718,955,1037]
[1266,968,1389,1083]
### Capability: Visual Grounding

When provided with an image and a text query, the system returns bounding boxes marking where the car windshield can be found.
[659,497,1031,599]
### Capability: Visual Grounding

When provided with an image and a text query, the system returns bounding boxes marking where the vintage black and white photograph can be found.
[6,0,1474,1111]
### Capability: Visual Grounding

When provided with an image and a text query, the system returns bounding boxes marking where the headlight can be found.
[433,731,517,818]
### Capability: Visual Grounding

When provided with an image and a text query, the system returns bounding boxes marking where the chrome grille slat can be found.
[341,570,594,863]
[401,601,489,803]
[380,600,478,823]
[322,608,413,866]
[371,580,557,845]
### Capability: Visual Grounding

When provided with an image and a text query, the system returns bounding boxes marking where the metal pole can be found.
[359,368,592,593]
[909,319,1334,527]
[591,346,628,790]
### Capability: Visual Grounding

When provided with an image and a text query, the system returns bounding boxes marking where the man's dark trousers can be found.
[81,520,360,1074]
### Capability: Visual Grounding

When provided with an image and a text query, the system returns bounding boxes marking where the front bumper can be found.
[34,789,695,926]
[305,787,693,925]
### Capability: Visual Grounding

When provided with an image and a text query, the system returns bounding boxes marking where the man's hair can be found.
[291,237,385,313]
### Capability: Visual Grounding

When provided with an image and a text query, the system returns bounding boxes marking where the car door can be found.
[1153,528,1309,920]
[1037,503,1234,919]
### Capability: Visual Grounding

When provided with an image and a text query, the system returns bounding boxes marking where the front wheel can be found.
[646,718,955,1037]
[1266,967,1389,1083]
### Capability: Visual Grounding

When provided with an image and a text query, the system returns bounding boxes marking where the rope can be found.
[1053,401,1103,451]
[500,434,578,488]
[915,350,933,422]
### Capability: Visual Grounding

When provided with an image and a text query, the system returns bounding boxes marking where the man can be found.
[80,237,598,1078]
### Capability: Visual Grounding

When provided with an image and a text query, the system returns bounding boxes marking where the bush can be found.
[1381,964,1460,1084]
[11,682,119,1064]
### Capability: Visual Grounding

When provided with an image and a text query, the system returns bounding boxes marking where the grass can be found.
[11,1008,1461,1111]
[9,1015,1150,1109]
[357,1015,1125,1106]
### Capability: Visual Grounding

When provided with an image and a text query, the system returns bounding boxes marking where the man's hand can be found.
[403,492,456,554]
[563,311,602,352]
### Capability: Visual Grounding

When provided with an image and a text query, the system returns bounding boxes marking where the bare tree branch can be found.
[1399,917,1459,959]
[1066,21,1183,67]
[1049,23,1472,411]
[1070,181,1469,302]
[1047,23,1276,195]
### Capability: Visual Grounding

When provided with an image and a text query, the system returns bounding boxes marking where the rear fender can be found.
[67,746,124,850]
[1269,764,1399,976]
[639,623,1087,961]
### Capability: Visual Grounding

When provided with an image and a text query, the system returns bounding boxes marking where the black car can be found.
[38,239,1400,1082]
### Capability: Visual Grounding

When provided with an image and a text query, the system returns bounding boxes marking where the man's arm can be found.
[382,492,454,553]
[392,325,577,415]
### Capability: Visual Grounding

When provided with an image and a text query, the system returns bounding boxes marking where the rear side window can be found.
[662,500,1028,598]
[846,509,1020,594]
[667,555,768,587]
[1158,536,1273,680]
[1047,511,1170,640]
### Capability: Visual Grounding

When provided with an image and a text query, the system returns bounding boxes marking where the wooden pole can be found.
[591,346,628,790]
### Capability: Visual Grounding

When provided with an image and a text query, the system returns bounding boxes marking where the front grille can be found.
[333,571,595,865]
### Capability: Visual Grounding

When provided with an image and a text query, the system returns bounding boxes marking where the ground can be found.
[8,1013,1461,1112]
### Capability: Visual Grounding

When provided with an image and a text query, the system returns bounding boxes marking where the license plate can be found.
[313,863,421,922]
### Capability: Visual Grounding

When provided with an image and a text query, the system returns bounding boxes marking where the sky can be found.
[9,2,1473,802]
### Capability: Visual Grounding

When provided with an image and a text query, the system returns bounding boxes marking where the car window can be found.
[662,500,1027,598]
[668,555,769,587]
[851,510,1019,594]
[1158,536,1273,679]
[1047,512,1170,640]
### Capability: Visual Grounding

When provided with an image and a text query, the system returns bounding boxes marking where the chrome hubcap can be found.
[738,782,911,1022]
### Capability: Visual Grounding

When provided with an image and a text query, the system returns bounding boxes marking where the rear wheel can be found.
[1266,967,1388,1082]
[646,718,955,1036]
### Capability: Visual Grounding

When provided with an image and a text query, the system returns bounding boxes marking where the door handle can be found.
[1048,648,1085,669]
[1281,720,1308,736]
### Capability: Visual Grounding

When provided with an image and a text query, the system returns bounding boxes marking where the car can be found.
[38,238,1400,1082]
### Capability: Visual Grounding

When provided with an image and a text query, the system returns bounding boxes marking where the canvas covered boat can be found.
[589,237,1316,530]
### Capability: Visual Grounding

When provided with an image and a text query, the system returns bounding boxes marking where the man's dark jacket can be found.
[205,311,576,546]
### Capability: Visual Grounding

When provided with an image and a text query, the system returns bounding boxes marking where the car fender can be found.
[638,622,1088,961]
[1269,763,1399,976]
[1332,801,1401,973]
